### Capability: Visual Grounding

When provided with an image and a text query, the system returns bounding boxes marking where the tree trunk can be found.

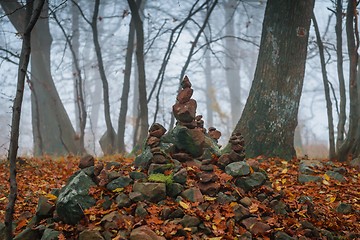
[335,0,346,151]
[117,8,136,153]
[312,13,336,160]
[1,0,81,156]
[6,1,44,239]
[128,0,149,147]
[91,0,116,154]
[338,0,359,161]
[205,47,214,127]
[233,0,314,160]
[224,0,242,128]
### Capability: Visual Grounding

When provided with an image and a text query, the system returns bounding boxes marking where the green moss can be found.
[148,173,173,185]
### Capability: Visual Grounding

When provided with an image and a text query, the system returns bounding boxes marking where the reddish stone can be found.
[241,217,257,230]
[94,162,104,176]
[177,88,193,104]
[130,225,166,240]
[149,123,166,138]
[197,172,218,183]
[97,169,109,187]
[172,152,193,162]
[181,76,192,89]
[250,222,271,235]
[152,154,169,164]
[208,129,221,140]
[79,154,94,169]
[217,154,233,168]
[198,182,220,196]
[246,158,259,171]
[172,99,197,123]
[231,144,244,153]
[189,128,205,148]
[229,150,245,162]
[147,136,160,147]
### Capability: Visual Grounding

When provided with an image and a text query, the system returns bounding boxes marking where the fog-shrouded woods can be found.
[0,0,359,161]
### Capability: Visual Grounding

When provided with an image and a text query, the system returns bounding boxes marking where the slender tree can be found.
[233,0,314,160]
[6,1,45,239]
[312,13,336,160]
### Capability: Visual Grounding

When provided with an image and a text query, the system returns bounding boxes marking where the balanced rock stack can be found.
[218,131,245,169]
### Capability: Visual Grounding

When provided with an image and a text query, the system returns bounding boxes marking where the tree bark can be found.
[335,0,346,151]
[312,13,336,160]
[338,0,359,161]
[91,0,116,154]
[127,0,149,147]
[0,0,81,156]
[117,7,136,152]
[6,1,45,239]
[233,0,314,160]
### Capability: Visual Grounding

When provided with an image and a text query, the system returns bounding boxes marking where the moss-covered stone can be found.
[148,173,173,185]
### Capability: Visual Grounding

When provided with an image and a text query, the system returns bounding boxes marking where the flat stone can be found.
[198,182,220,196]
[36,196,54,219]
[216,192,236,204]
[79,154,95,169]
[217,154,233,169]
[147,136,160,147]
[225,162,250,177]
[336,202,352,214]
[116,193,131,208]
[229,150,245,162]
[325,170,345,182]
[197,172,218,183]
[171,152,193,162]
[129,171,147,180]
[148,163,173,175]
[274,231,295,240]
[298,174,322,183]
[200,164,214,171]
[106,176,133,191]
[167,183,184,198]
[79,230,104,240]
[149,123,167,138]
[179,215,200,227]
[299,160,324,174]
[133,182,166,203]
[129,191,144,202]
[250,222,271,235]
[233,203,250,221]
[173,168,187,184]
[181,187,204,202]
[130,225,166,240]
[235,172,267,191]
[152,154,169,164]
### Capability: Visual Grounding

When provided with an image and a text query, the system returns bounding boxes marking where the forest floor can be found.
[0,155,359,239]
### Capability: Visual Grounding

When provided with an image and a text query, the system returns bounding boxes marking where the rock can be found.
[129,191,144,202]
[148,163,173,175]
[134,147,153,169]
[299,160,323,174]
[169,208,185,219]
[135,203,148,218]
[102,196,112,210]
[233,203,250,221]
[240,217,257,229]
[180,215,200,227]
[101,211,121,230]
[172,99,197,123]
[239,197,252,207]
[246,158,260,171]
[270,200,288,215]
[298,174,322,183]
[130,225,166,240]
[333,167,347,175]
[105,161,121,170]
[79,154,95,169]
[216,192,236,204]
[129,171,147,180]
[197,172,218,183]
[200,164,214,171]
[40,228,60,240]
[133,182,166,203]
[108,171,121,181]
[171,152,193,162]
[181,187,204,202]
[167,183,184,198]
[56,171,96,225]
[116,193,131,208]
[336,202,352,214]
[181,76,192,88]
[350,157,360,170]
[208,128,221,140]
[36,196,54,219]
[149,123,167,138]
[177,87,193,103]
[229,150,245,162]
[152,154,169,164]
[225,162,251,177]
[325,170,345,182]
[235,172,266,191]
[97,169,109,187]
[198,182,220,196]
[94,162,104,176]
[0,222,5,240]
[250,222,271,235]
[217,154,232,169]
[106,176,133,191]
[173,168,187,184]
[274,231,295,240]
[147,136,160,147]
[13,227,41,240]
[79,230,104,240]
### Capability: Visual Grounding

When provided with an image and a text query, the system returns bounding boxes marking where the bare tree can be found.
[6,1,45,239]
[312,13,336,160]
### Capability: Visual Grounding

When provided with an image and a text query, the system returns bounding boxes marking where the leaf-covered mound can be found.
[0,155,359,240]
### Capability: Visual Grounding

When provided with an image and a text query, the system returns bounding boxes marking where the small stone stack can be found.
[197,160,220,196]
[146,123,173,175]
[172,76,197,128]
[217,131,246,169]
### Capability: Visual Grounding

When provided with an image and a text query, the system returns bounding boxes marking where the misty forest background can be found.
[0,0,357,160]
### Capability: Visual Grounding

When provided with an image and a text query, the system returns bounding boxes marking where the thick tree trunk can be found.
[6,1,44,239]
[233,0,314,160]
[312,13,336,160]
[0,1,81,156]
